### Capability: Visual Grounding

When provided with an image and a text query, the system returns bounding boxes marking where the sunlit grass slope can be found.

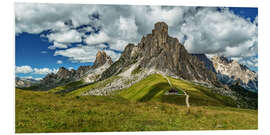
[118,74,237,107]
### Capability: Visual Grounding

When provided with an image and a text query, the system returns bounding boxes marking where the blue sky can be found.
[229,7,258,22]
[15,4,258,80]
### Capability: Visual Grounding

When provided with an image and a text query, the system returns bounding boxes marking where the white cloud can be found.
[57,60,63,64]
[237,56,258,70]
[15,3,98,34]
[54,45,99,63]
[108,40,129,51]
[33,68,58,75]
[54,45,121,63]
[34,78,43,81]
[15,65,58,75]
[68,67,74,70]
[48,42,68,50]
[15,65,33,74]
[21,76,33,79]
[47,29,82,43]
[181,8,257,58]
[84,31,110,45]
[104,50,121,62]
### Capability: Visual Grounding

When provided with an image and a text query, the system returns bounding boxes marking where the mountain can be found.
[92,51,113,68]
[15,77,40,88]
[191,54,216,73]
[38,50,113,90]
[101,22,221,87]
[211,56,258,91]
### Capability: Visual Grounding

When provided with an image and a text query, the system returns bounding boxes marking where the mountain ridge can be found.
[38,50,113,90]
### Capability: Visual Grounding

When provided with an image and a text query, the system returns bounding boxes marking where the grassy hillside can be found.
[16,88,257,133]
[118,74,237,107]
[48,80,84,93]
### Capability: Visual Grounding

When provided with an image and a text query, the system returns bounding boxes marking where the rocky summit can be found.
[101,22,220,86]
[211,56,258,91]
[93,50,113,68]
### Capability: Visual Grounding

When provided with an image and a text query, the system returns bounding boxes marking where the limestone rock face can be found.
[74,66,91,79]
[93,51,113,69]
[56,67,75,80]
[101,22,220,86]
[39,51,113,90]
[191,54,216,73]
[211,56,258,91]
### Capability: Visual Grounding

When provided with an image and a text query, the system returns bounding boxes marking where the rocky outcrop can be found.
[15,77,39,88]
[74,66,91,79]
[101,22,221,86]
[211,56,258,91]
[39,51,113,90]
[93,51,113,68]
[191,54,216,73]
[56,67,76,80]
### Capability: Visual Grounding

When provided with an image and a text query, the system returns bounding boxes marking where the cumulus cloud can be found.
[21,76,33,79]
[47,29,82,43]
[15,65,33,74]
[48,42,69,50]
[33,68,58,75]
[84,31,110,45]
[15,65,58,75]
[181,8,257,58]
[15,3,97,34]
[54,44,121,63]
[15,3,258,69]
[20,76,42,80]
[54,45,99,63]
[236,56,258,71]
[104,50,122,62]
[68,67,74,70]
[57,60,63,64]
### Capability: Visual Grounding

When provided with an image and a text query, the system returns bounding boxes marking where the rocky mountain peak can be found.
[101,22,220,86]
[93,50,113,68]
[212,56,232,64]
[37,51,114,90]
[152,22,168,43]
[211,56,257,91]
[58,67,68,73]
[56,67,74,80]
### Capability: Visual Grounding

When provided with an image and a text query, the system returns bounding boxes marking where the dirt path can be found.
[161,74,190,108]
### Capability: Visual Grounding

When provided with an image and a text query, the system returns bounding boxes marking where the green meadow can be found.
[15,74,258,132]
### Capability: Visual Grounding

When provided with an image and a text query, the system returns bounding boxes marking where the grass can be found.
[16,74,257,132]
[118,74,237,107]
[16,88,257,133]
[118,74,170,101]
[66,75,121,96]
[48,80,84,94]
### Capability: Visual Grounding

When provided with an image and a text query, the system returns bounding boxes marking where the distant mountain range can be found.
[15,77,40,88]
[192,54,258,92]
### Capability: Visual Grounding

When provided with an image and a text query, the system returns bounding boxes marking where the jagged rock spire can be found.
[152,22,168,44]
[92,50,113,68]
